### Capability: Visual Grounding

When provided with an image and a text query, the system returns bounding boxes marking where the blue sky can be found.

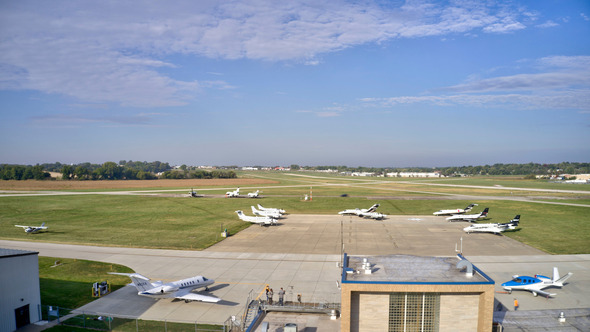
[1,0,589,167]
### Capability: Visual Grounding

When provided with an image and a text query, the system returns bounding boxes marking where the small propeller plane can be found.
[247,190,260,198]
[257,204,286,214]
[15,222,48,233]
[446,208,489,222]
[433,203,477,216]
[235,210,277,226]
[463,215,520,235]
[501,267,573,297]
[109,272,220,303]
[188,188,199,197]
[251,206,282,219]
[225,188,240,198]
[338,204,380,216]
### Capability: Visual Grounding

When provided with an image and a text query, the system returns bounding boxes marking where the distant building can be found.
[0,248,42,332]
[350,172,375,177]
[386,172,444,178]
[340,254,494,332]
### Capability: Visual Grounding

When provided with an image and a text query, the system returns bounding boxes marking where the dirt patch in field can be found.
[0,178,278,190]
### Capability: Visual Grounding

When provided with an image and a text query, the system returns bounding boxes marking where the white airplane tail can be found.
[251,206,259,214]
[553,267,573,286]
[109,272,153,292]
[235,210,245,220]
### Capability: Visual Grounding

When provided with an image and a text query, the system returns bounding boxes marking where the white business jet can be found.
[358,211,387,220]
[235,210,277,226]
[15,222,48,233]
[501,267,573,297]
[109,272,220,303]
[247,190,260,198]
[433,203,477,216]
[251,206,281,219]
[226,188,240,197]
[463,215,520,235]
[257,204,286,214]
[446,208,489,222]
[338,204,380,216]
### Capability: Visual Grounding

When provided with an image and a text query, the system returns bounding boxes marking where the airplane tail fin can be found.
[40,222,46,227]
[552,267,573,285]
[109,272,152,292]
[251,206,258,214]
[555,272,573,286]
[481,208,489,216]
[465,203,477,211]
[367,204,380,212]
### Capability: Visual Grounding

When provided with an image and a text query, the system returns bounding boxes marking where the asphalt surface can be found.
[2,214,589,329]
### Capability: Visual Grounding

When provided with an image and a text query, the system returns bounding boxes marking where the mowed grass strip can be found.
[1,195,251,249]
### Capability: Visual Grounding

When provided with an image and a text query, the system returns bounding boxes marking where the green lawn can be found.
[39,257,133,309]
[1,173,589,254]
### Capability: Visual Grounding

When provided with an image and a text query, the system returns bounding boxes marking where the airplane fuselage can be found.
[138,276,214,299]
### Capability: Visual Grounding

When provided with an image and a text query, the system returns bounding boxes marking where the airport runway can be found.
[1,214,588,326]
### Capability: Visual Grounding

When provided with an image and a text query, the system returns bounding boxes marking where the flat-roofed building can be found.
[340,254,495,332]
[0,248,41,332]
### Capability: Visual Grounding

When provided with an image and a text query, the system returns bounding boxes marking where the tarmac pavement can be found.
[1,214,589,329]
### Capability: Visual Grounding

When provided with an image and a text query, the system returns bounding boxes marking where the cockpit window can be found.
[513,278,522,283]
[203,277,208,281]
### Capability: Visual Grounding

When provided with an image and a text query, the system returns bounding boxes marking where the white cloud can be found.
[536,20,559,28]
[0,0,532,107]
[360,56,590,111]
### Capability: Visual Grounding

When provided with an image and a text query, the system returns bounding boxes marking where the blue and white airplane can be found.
[501,267,573,297]
[109,272,220,303]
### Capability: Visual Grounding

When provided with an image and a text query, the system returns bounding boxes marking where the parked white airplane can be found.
[338,204,380,216]
[501,267,573,297]
[257,204,286,214]
[15,222,48,233]
[109,272,220,303]
[226,188,240,197]
[433,203,477,216]
[463,215,520,235]
[358,211,387,220]
[251,206,282,219]
[446,208,489,222]
[247,190,260,198]
[235,210,277,226]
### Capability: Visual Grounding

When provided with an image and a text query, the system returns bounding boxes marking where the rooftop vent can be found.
[456,259,473,278]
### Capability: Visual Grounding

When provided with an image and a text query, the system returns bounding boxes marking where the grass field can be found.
[1,173,589,254]
[39,257,133,308]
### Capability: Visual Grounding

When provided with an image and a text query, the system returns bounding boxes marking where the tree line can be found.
[0,164,51,180]
[292,162,590,176]
[1,161,238,181]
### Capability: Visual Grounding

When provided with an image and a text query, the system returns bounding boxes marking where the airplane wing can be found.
[532,289,556,297]
[14,225,30,228]
[175,290,221,303]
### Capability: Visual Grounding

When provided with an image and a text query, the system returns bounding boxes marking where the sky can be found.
[1,0,589,167]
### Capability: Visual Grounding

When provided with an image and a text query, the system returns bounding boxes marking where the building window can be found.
[389,293,440,332]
